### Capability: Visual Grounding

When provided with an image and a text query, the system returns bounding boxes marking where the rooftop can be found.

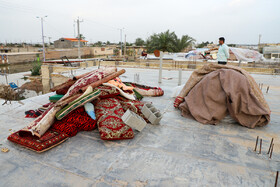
[63,38,88,43]
[0,67,280,186]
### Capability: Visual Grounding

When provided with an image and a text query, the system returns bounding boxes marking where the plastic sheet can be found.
[229,47,265,62]
[139,47,265,62]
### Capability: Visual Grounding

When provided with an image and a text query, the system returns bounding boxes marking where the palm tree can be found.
[146,30,195,53]
[175,35,195,52]
[146,30,177,53]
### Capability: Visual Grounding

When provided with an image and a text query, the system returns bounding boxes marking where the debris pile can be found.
[7,67,164,152]
[0,84,19,105]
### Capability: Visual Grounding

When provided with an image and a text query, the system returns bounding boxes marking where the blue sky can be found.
[0,0,279,44]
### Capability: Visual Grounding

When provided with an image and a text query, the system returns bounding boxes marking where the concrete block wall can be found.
[3,53,43,64]
[45,47,115,60]
[41,64,78,93]
[10,46,41,53]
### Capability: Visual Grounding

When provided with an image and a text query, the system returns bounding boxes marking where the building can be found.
[54,38,88,48]
[0,48,12,53]
[263,46,280,59]
[116,45,146,56]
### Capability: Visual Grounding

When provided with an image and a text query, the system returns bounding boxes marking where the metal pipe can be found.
[275,171,279,187]
[270,144,274,159]
[254,136,259,151]
[266,86,270,93]
[267,138,274,154]
[259,138,262,154]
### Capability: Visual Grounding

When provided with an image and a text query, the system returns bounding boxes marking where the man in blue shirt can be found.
[217,37,229,65]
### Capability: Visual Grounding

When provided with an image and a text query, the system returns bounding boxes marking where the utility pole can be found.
[36,16,47,62]
[41,17,46,62]
[258,34,262,52]
[48,37,51,46]
[120,28,122,56]
[124,34,127,57]
[73,21,76,38]
[76,17,83,59]
[119,28,124,56]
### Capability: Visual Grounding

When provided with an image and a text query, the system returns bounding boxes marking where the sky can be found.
[0,0,279,45]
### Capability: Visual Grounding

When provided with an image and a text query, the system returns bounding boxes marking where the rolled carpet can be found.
[56,89,101,120]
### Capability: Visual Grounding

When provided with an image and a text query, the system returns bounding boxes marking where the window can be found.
[272,53,280,58]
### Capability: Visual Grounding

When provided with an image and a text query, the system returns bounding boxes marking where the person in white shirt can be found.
[217,37,229,65]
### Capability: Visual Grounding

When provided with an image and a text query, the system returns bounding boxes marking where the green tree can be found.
[113,48,120,56]
[197,41,212,48]
[174,35,195,52]
[94,41,103,47]
[34,44,43,47]
[125,42,133,46]
[146,30,195,53]
[146,30,177,53]
[135,38,145,46]
[77,34,85,40]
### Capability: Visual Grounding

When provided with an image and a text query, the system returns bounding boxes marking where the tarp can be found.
[229,47,265,62]
[140,47,265,62]
[176,64,270,128]
[143,53,188,60]
[184,47,265,62]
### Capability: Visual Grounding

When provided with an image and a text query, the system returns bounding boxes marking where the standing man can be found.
[217,37,229,65]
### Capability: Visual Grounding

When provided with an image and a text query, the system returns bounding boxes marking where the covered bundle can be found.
[174,64,270,128]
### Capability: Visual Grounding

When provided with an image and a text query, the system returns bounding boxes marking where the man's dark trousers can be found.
[218,61,227,65]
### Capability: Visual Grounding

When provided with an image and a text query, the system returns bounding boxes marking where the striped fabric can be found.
[56,90,101,120]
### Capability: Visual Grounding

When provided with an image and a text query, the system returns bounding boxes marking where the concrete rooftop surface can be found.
[0,67,280,187]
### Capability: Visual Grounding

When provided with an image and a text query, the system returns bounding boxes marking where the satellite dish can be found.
[154,50,160,57]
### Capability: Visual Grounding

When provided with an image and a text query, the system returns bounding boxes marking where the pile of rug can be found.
[174,64,270,128]
[8,67,164,152]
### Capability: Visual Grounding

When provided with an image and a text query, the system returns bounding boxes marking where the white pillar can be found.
[158,51,163,84]
[178,68,182,86]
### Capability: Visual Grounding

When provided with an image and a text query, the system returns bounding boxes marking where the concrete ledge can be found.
[98,61,279,75]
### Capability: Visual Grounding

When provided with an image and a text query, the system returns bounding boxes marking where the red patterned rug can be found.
[8,128,69,153]
[52,106,97,137]
[94,97,134,140]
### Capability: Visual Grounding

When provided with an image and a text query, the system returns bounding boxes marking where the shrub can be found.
[30,62,41,76]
